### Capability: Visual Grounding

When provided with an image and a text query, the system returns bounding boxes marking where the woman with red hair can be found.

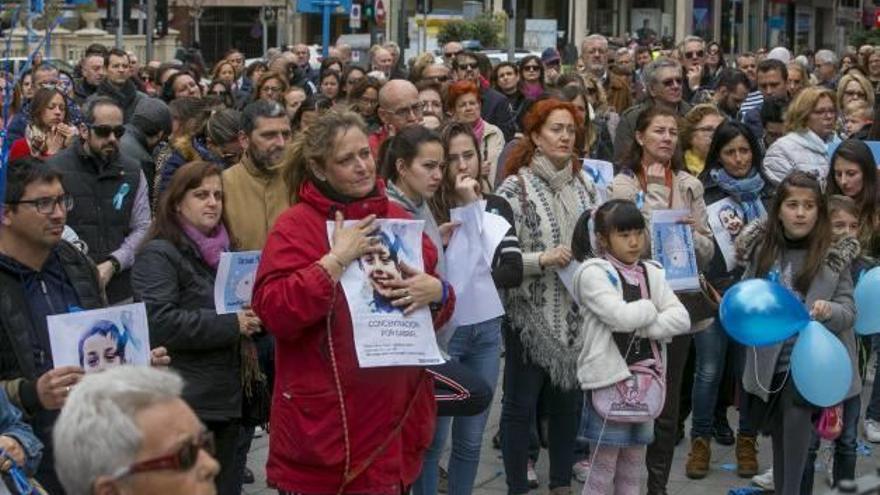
[495,99,599,495]
[446,80,505,190]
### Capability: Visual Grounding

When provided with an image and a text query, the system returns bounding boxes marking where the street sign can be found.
[297,0,353,15]
[375,0,385,26]
[350,3,362,29]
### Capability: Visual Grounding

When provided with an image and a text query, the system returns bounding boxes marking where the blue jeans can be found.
[691,320,728,438]
[413,317,502,495]
[801,394,861,492]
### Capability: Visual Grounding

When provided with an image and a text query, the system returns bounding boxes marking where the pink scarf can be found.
[605,253,649,299]
[521,82,544,100]
[471,118,486,145]
[180,217,230,269]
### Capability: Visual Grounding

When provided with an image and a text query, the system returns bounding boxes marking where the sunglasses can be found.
[457,63,479,71]
[685,50,704,59]
[522,65,541,72]
[444,51,462,59]
[88,124,125,139]
[112,431,215,480]
[661,77,683,88]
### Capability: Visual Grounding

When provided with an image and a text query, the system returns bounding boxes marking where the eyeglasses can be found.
[262,85,284,94]
[685,50,705,59]
[390,102,424,119]
[457,63,479,71]
[444,51,462,59]
[522,65,541,72]
[844,90,867,99]
[88,124,125,139]
[8,193,73,215]
[660,77,683,88]
[111,431,215,480]
[544,60,560,68]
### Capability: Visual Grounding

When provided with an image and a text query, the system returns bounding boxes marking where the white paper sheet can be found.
[556,261,581,299]
[214,251,261,314]
[481,210,511,266]
[650,209,700,291]
[445,201,506,327]
[326,219,444,368]
[47,303,151,373]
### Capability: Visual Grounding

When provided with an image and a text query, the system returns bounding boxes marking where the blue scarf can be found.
[709,168,767,223]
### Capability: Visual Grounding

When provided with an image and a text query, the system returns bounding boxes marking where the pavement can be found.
[243,363,880,495]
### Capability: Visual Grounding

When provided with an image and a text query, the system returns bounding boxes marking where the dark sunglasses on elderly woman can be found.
[88,124,126,139]
[111,431,215,480]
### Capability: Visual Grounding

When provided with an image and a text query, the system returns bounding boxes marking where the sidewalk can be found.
[244,369,880,495]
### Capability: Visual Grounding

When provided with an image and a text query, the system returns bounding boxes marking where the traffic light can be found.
[364,0,373,19]
[156,0,168,36]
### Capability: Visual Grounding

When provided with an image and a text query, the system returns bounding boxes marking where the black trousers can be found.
[646,334,692,495]
[204,418,242,495]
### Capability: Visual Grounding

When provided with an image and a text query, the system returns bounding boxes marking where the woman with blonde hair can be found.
[680,104,725,176]
[581,73,621,147]
[837,71,875,111]
[764,86,841,186]
[786,61,812,99]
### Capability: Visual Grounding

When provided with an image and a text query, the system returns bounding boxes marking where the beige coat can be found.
[481,122,505,191]
[609,169,715,270]
[222,153,291,251]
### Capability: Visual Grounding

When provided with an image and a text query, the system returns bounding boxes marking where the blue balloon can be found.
[791,321,852,407]
[719,279,810,346]
[855,266,880,335]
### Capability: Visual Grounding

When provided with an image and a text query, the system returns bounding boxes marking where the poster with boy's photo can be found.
[326,219,444,368]
[47,303,151,374]
[706,198,747,271]
[582,159,614,203]
[214,250,261,314]
[651,209,700,291]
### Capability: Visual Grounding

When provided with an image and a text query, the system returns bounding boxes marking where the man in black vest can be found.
[0,158,102,493]
[46,96,151,303]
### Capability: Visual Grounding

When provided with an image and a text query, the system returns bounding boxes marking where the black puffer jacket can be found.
[132,238,241,421]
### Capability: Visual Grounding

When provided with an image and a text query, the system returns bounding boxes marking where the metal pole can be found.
[146,0,154,61]
[116,0,123,48]
[25,0,32,56]
[262,6,268,56]
[321,2,331,58]
[420,10,426,55]
[507,0,515,62]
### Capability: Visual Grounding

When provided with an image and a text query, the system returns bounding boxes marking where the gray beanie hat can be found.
[130,97,172,137]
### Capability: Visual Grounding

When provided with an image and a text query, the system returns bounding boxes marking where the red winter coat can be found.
[252,178,454,495]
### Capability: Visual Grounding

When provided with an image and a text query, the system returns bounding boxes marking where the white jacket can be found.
[573,258,690,391]
[763,130,837,186]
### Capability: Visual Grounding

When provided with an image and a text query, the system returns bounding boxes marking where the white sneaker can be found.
[527,460,539,488]
[572,459,591,483]
[866,419,880,443]
[751,468,774,491]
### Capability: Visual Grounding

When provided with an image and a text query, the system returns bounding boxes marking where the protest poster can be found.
[327,218,445,368]
[47,303,151,374]
[650,209,700,291]
[214,250,261,314]
[706,197,746,271]
[583,159,614,202]
[445,201,506,328]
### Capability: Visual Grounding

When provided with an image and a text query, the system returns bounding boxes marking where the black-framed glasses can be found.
[8,193,73,214]
[685,50,705,59]
[88,124,125,139]
[111,431,215,480]
[522,65,541,72]
[391,102,424,119]
[457,63,478,71]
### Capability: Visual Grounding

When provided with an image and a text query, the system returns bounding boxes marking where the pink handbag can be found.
[591,340,666,423]
[815,403,844,441]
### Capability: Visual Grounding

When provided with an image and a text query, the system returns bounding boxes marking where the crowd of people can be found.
[0,29,879,495]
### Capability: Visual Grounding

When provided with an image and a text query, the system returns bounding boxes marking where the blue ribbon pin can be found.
[112,183,131,210]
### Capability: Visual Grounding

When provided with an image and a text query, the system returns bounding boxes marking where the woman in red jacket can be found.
[252,108,455,495]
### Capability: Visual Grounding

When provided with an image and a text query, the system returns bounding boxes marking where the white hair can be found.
[815,49,839,66]
[53,367,184,495]
[583,34,608,48]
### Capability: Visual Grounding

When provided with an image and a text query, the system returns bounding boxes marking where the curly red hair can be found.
[502,98,583,179]
[445,80,480,113]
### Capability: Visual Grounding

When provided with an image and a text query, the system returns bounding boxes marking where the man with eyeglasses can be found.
[54,366,220,495]
[613,57,692,163]
[0,158,125,493]
[46,96,150,304]
[677,36,706,103]
[370,79,424,157]
[452,51,516,141]
[442,41,464,67]
[93,48,148,124]
[581,34,610,87]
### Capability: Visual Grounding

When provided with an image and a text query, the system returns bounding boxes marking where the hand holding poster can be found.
[214,250,261,314]
[47,303,151,373]
[326,219,445,368]
[650,209,700,291]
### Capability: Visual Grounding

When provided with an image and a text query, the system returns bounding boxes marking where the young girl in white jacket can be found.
[572,199,690,495]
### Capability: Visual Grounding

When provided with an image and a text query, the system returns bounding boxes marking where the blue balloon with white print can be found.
[719,279,810,346]
[791,321,852,407]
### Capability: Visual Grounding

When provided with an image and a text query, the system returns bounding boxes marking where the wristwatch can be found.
[107,256,122,275]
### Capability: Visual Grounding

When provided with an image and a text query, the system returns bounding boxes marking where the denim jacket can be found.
[0,388,42,475]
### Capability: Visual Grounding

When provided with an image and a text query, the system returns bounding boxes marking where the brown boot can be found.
[736,434,759,478]
[685,437,711,479]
